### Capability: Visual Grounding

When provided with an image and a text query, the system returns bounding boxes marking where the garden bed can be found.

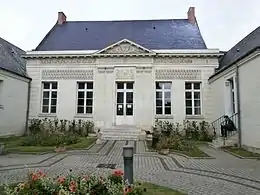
[0,170,186,195]
[222,146,260,159]
[146,140,209,157]
[0,136,96,154]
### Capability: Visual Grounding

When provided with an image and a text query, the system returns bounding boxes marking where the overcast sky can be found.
[0,0,259,51]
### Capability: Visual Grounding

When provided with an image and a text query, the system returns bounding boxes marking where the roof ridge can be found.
[0,37,25,53]
[64,19,188,23]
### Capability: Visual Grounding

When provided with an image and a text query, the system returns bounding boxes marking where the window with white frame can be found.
[155,82,172,115]
[77,82,93,114]
[41,82,58,114]
[185,82,202,115]
[229,78,236,114]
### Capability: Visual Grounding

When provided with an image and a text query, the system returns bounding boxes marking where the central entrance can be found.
[116,82,134,125]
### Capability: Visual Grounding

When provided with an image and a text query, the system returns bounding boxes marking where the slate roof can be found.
[213,26,260,76]
[35,19,207,51]
[0,37,28,78]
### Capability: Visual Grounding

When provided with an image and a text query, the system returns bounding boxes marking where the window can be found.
[155,82,171,115]
[185,82,201,115]
[77,82,93,114]
[229,78,236,114]
[41,82,58,114]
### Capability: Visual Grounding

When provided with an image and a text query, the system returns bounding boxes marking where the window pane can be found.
[117,82,124,89]
[43,99,49,106]
[195,107,201,115]
[186,107,192,115]
[86,107,92,114]
[52,82,57,89]
[194,83,201,89]
[185,82,192,90]
[156,92,162,98]
[194,100,200,106]
[126,82,133,89]
[156,82,162,89]
[126,104,133,115]
[77,106,84,114]
[156,107,162,114]
[87,92,93,98]
[42,106,49,113]
[194,92,200,99]
[165,107,171,114]
[86,99,93,106]
[165,92,171,99]
[78,92,84,99]
[185,92,192,99]
[43,83,50,89]
[43,91,49,98]
[185,100,192,107]
[117,104,124,115]
[78,99,84,106]
[78,82,85,89]
[51,99,57,106]
[165,99,171,107]
[156,99,162,106]
[87,82,93,89]
[117,92,124,103]
[164,83,171,89]
[51,91,57,98]
[51,106,56,113]
[126,92,133,103]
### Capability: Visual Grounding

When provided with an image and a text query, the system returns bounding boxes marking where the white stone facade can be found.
[26,42,219,132]
[0,69,30,136]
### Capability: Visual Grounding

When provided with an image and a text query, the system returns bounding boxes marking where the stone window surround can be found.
[155,81,172,116]
[76,81,94,115]
[0,80,3,110]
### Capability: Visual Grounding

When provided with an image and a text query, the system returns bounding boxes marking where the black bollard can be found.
[123,145,134,184]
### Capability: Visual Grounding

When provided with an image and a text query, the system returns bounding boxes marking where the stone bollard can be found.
[123,145,134,184]
[0,143,5,155]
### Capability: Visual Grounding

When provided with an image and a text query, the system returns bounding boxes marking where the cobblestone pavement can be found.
[1,141,260,195]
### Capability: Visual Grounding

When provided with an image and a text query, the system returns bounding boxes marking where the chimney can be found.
[187,7,196,24]
[57,12,66,25]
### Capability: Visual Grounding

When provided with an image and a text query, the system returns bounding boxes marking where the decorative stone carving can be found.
[136,67,152,74]
[153,57,193,64]
[42,69,94,80]
[116,69,134,80]
[41,58,96,64]
[155,69,201,80]
[97,57,152,64]
[101,42,147,54]
[97,67,114,73]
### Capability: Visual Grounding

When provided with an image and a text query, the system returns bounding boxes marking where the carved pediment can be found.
[96,39,154,55]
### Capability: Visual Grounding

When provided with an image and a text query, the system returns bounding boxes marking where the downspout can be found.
[235,64,242,147]
[25,80,31,135]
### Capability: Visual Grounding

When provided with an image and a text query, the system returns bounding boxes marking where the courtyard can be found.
[1,140,260,195]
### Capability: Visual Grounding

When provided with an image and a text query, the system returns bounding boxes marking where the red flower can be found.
[69,184,76,192]
[112,169,124,176]
[70,181,76,186]
[124,186,132,195]
[57,176,66,184]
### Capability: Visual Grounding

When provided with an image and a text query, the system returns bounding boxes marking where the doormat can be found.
[96,163,116,169]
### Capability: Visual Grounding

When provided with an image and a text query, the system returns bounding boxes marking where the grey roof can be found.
[0,37,28,78]
[219,26,260,70]
[35,19,207,51]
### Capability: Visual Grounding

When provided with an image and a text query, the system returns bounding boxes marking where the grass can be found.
[146,140,209,157]
[0,183,186,195]
[141,182,186,195]
[0,136,96,154]
[223,146,260,158]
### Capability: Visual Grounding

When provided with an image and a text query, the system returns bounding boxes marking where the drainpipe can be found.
[235,64,242,147]
[25,80,31,135]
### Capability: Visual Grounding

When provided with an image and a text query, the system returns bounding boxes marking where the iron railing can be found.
[212,113,238,138]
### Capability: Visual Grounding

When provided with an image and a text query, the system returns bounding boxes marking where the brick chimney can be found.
[57,12,66,25]
[187,7,196,24]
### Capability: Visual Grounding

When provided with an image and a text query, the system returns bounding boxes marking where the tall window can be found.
[185,82,201,115]
[77,82,93,114]
[42,82,58,113]
[155,82,171,115]
[229,78,236,114]
[0,80,3,109]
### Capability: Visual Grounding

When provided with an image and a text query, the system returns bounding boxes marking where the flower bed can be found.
[1,170,185,195]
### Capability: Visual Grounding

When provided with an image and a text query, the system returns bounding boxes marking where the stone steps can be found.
[101,125,141,140]
[210,132,239,148]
